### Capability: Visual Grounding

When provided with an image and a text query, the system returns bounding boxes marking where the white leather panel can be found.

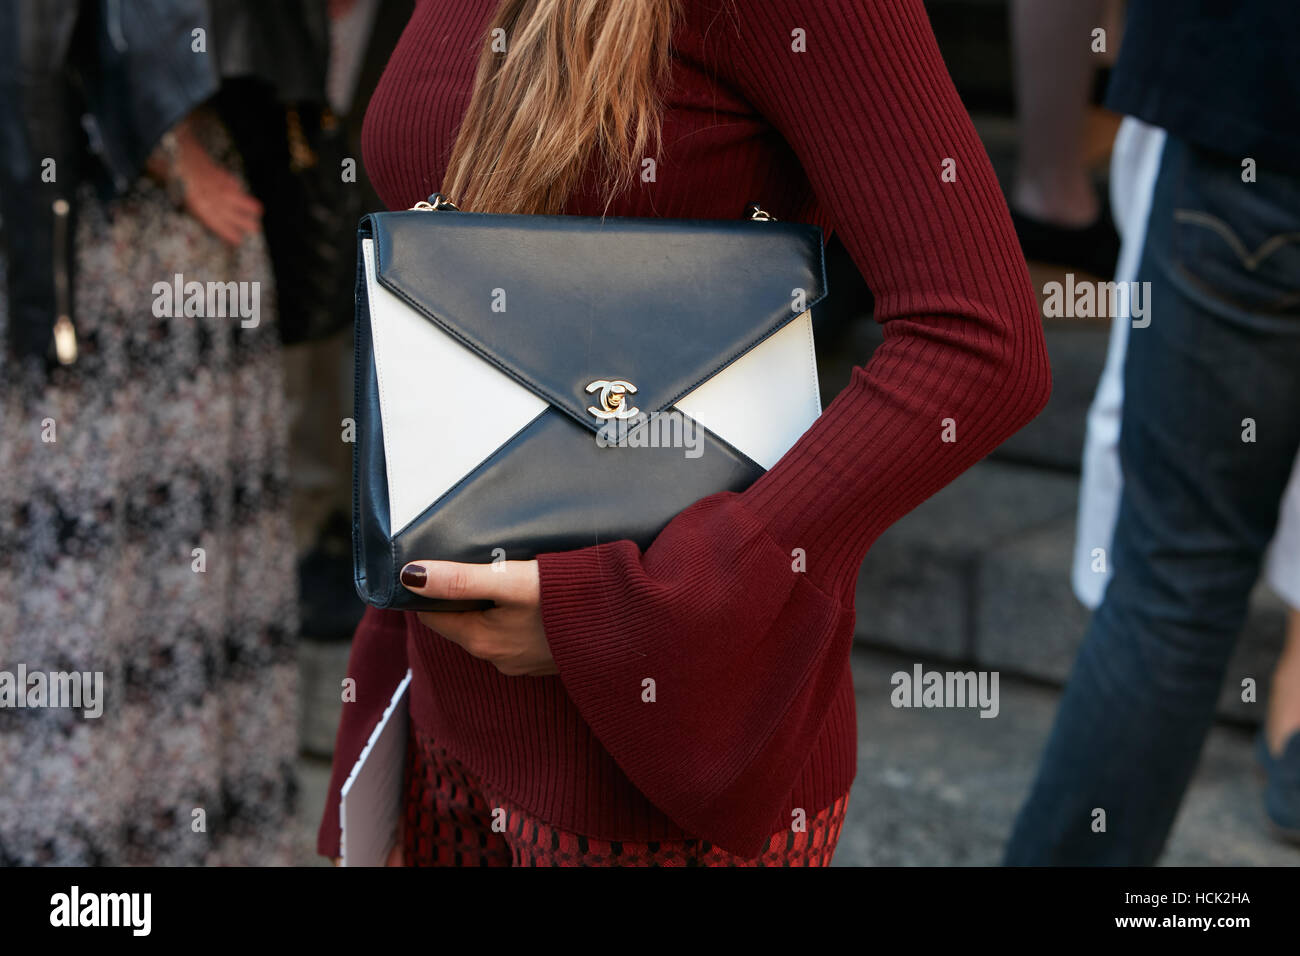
[363,238,548,534]
[673,310,821,469]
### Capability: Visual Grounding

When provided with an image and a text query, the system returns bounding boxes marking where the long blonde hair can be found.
[442,0,679,215]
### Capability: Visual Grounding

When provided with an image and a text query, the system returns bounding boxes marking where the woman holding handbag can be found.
[321,0,1051,866]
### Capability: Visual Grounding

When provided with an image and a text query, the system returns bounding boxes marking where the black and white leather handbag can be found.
[353,194,828,611]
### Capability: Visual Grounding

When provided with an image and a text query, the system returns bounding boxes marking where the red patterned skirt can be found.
[401,726,848,867]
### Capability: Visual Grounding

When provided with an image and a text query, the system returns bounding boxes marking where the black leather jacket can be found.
[0,0,328,363]
[0,0,219,361]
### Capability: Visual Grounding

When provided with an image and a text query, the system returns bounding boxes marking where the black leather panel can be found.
[368,210,827,434]
[352,220,398,607]
[380,409,766,611]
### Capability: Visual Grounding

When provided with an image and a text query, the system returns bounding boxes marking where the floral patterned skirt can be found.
[0,114,299,865]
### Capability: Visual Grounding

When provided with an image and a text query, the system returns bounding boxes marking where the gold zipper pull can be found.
[51,198,77,364]
[53,314,78,365]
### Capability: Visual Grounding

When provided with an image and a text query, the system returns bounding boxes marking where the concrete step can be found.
[853,462,1079,661]
[977,515,1288,723]
[991,316,1109,471]
[854,462,1288,723]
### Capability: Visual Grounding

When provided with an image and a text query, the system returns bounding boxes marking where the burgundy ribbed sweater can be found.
[318,0,1050,858]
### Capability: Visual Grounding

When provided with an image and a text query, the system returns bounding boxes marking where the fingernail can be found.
[400,563,427,589]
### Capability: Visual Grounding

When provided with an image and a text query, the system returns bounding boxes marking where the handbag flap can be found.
[365,210,826,434]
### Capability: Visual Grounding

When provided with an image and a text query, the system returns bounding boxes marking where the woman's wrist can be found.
[145,120,192,209]
[158,132,187,208]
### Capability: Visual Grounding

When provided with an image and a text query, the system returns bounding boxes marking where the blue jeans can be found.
[1005,137,1300,865]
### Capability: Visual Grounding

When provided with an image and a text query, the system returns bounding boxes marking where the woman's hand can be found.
[401,560,557,677]
[177,131,263,246]
[148,119,263,246]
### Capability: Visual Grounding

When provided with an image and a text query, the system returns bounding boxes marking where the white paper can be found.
[339,670,412,867]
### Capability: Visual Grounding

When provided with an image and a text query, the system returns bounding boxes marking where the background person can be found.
[1007,0,1300,864]
[0,0,326,865]
[1007,0,1120,278]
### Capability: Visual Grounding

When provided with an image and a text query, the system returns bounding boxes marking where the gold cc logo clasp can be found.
[586,379,639,420]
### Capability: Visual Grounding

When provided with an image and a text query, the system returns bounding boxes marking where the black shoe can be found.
[1257,729,1300,844]
[1011,197,1121,279]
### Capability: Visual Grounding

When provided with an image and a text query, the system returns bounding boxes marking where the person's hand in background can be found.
[148,117,263,246]
[176,124,263,246]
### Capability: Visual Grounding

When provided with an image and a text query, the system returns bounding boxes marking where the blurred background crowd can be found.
[1,0,1296,866]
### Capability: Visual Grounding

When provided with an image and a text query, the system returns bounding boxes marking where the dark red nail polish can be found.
[400,564,427,588]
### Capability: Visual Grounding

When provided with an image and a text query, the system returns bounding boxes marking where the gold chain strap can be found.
[411,193,772,220]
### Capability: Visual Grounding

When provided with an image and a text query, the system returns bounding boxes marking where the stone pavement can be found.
[850,461,1288,725]
[834,648,1299,866]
